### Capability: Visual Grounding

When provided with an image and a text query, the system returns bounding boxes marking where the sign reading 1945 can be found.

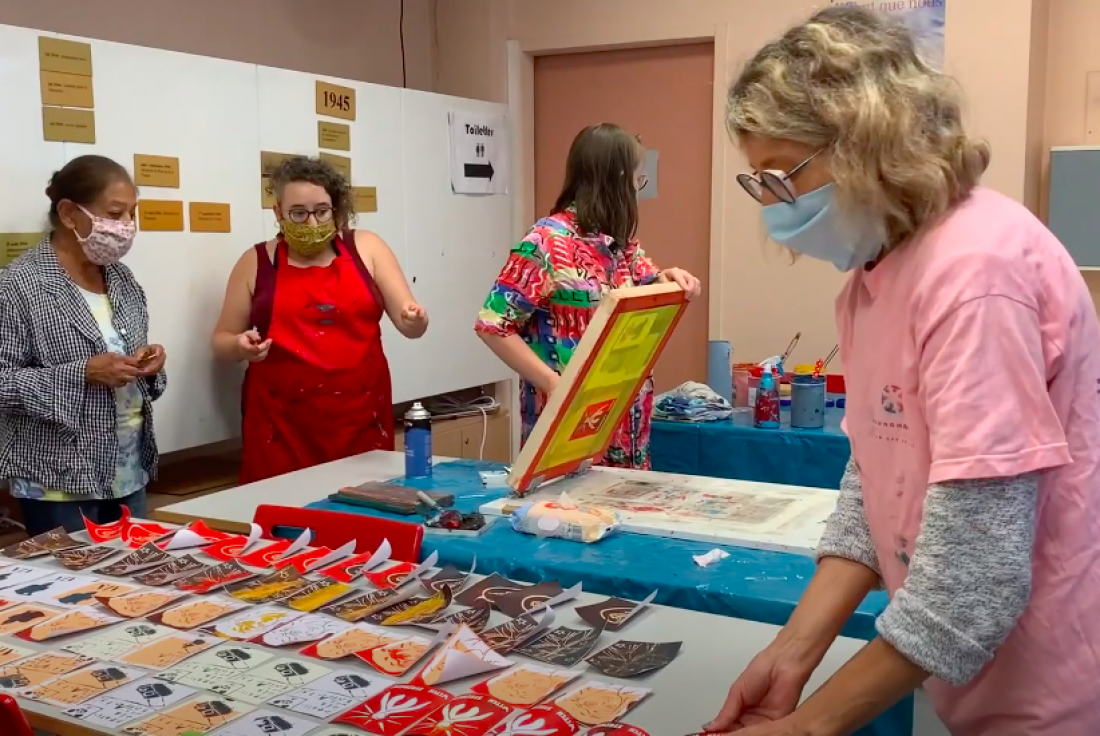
[316,81,356,121]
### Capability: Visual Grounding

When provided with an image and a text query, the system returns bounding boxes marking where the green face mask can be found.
[282,220,337,257]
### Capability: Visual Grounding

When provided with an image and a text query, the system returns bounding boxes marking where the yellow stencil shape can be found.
[537,304,680,472]
[288,582,351,612]
[381,587,451,626]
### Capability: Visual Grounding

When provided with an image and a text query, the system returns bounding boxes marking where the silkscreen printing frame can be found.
[507,282,688,495]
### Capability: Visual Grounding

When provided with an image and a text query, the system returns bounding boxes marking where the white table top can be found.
[8,527,886,736]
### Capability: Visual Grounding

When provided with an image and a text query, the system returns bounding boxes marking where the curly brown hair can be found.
[271,156,355,229]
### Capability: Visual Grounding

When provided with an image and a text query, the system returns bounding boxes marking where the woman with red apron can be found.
[212,157,428,483]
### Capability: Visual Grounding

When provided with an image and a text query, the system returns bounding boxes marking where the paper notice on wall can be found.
[449,111,508,195]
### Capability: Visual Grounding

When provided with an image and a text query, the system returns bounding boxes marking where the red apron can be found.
[240,232,394,484]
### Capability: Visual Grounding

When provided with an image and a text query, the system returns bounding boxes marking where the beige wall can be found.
[437,0,1049,368]
[0,0,439,90]
[1043,0,1100,307]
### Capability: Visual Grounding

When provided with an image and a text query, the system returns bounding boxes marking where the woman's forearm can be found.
[778,556,881,672]
[211,331,242,363]
[478,332,558,394]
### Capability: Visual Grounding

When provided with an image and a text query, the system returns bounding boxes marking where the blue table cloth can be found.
[652,407,851,488]
[302,459,906,736]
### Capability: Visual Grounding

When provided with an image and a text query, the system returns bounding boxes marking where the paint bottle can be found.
[404,402,432,479]
[753,366,781,429]
[790,364,826,429]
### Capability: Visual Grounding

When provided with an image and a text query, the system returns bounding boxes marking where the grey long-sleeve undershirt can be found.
[816,459,1037,686]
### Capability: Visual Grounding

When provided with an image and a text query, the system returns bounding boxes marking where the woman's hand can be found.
[86,353,141,388]
[237,329,273,363]
[708,715,816,736]
[661,267,702,300]
[705,640,815,733]
[133,344,166,376]
[399,301,429,335]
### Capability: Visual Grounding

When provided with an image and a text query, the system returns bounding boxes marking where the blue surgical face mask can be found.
[761,183,885,271]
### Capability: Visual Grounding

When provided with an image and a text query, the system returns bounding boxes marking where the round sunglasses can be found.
[737,150,823,204]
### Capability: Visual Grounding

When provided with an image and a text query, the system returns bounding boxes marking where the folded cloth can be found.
[654,381,734,422]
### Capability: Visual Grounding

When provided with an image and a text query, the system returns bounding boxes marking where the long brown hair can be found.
[552,124,643,246]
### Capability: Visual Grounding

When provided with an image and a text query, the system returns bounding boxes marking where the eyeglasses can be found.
[737,149,823,204]
[286,206,334,224]
[637,174,649,192]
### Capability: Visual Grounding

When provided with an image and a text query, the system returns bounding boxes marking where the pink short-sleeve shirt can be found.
[837,188,1100,735]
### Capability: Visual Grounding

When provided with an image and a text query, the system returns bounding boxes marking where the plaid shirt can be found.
[0,238,166,498]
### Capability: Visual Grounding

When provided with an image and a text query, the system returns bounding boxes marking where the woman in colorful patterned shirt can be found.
[475,124,701,468]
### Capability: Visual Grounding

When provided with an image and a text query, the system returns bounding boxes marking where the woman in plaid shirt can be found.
[0,156,166,535]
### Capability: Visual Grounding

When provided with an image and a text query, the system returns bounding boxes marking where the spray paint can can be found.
[404,402,432,478]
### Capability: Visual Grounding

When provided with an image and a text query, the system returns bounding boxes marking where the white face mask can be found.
[74,205,136,265]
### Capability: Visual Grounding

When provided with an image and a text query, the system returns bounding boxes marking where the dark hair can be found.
[46,155,131,229]
[552,124,643,246]
[271,156,355,229]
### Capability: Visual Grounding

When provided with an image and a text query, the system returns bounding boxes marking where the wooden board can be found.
[484,467,837,557]
[507,282,687,494]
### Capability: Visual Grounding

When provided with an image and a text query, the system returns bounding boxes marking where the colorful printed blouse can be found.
[475,208,661,469]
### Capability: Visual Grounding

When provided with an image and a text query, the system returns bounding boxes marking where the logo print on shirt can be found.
[881,385,904,415]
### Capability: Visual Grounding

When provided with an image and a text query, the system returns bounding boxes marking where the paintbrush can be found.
[813,344,839,378]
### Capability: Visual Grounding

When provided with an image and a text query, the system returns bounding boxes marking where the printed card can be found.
[515,627,602,668]
[226,567,307,604]
[454,574,525,610]
[421,560,476,596]
[120,695,255,735]
[235,539,294,569]
[99,543,174,576]
[202,535,255,563]
[472,664,580,707]
[584,641,681,678]
[583,724,651,736]
[0,651,96,691]
[481,609,556,654]
[573,592,657,633]
[62,622,172,660]
[65,676,197,729]
[0,642,33,667]
[49,579,138,607]
[6,572,96,602]
[207,605,303,640]
[280,579,352,612]
[486,704,580,736]
[317,541,389,583]
[202,657,330,704]
[23,663,145,707]
[319,586,418,623]
[272,543,348,575]
[149,597,249,630]
[412,624,511,687]
[19,606,123,642]
[54,545,122,570]
[2,526,84,559]
[380,586,451,626]
[174,560,254,593]
[365,561,417,590]
[0,565,53,590]
[553,682,651,726]
[266,669,390,720]
[121,520,175,549]
[84,506,131,543]
[156,644,274,691]
[201,709,315,736]
[0,603,63,635]
[334,683,452,736]
[408,693,513,736]
[422,605,492,634]
[101,588,190,619]
[494,582,565,619]
[356,633,438,677]
[299,623,404,661]
[118,633,219,670]
[259,613,351,648]
[133,556,208,586]
[157,520,233,551]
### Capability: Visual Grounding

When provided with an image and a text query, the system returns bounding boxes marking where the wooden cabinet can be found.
[393,410,511,463]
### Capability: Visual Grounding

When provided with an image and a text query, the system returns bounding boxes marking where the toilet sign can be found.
[449,110,509,195]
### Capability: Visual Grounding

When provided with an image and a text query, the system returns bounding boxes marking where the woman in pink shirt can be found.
[707,7,1100,736]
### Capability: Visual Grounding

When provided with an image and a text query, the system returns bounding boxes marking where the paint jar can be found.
[791,367,826,429]
[733,363,755,408]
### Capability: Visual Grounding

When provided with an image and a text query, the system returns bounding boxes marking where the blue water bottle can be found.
[404,402,432,479]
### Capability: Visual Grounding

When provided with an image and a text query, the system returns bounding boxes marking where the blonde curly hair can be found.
[726,5,990,249]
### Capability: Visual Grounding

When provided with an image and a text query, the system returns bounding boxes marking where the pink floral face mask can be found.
[75,205,136,265]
